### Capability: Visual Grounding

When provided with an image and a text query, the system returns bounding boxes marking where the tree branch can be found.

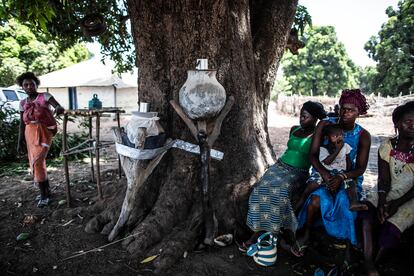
[169,100,199,142]
[250,0,298,75]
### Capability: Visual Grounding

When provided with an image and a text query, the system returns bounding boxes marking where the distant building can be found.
[37,58,138,112]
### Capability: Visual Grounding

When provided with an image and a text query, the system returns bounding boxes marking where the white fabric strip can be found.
[115,139,224,161]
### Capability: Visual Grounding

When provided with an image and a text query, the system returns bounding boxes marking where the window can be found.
[68,87,78,110]
[3,90,19,101]
[17,91,27,100]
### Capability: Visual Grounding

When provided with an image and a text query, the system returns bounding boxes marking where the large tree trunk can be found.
[85,0,297,272]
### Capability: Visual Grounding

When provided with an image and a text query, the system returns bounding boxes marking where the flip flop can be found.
[290,245,304,257]
[293,241,308,256]
[237,241,254,253]
[279,238,305,258]
[37,197,50,208]
[327,266,338,276]
[213,234,233,247]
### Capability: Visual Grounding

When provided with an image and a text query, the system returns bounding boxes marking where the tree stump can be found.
[108,127,167,242]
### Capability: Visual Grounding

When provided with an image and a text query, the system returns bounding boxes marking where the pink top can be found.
[20,93,56,129]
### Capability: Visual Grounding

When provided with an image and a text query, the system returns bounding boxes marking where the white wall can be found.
[38,86,138,112]
[38,87,68,108]
[117,87,139,113]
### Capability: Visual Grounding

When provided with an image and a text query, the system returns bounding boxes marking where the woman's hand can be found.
[320,170,332,184]
[327,174,342,192]
[377,201,387,224]
[335,138,344,150]
[49,127,58,136]
[55,105,65,116]
[383,200,400,220]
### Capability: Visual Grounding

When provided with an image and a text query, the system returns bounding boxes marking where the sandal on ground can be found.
[290,244,305,257]
[291,241,307,257]
[279,238,304,258]
[37,197,50,208]
[214,234,233,247]
[35,191,52,201]
[238,241,254,253]
[327,266,338,276]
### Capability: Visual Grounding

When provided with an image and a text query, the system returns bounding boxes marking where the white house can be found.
[37,58,139,113]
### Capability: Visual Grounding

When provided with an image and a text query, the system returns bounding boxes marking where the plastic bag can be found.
[125,112,164,146]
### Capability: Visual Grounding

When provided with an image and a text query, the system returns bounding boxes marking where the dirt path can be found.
[0,104,402,275]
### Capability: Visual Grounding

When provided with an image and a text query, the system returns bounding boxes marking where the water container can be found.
[88,94,102,109]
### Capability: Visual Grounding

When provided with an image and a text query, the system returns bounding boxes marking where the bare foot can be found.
[349,202,368,211]
[364,261,379,276]
[279,238,303,257]
[294,231,309,256]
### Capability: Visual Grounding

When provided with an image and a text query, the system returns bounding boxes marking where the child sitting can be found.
[295,124,367,212]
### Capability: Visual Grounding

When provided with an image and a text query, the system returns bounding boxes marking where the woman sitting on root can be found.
[361,101,414,276]
[296,89,371,251]
[242,101,327,256]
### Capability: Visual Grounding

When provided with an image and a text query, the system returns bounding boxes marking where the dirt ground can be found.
[1,104,412,276]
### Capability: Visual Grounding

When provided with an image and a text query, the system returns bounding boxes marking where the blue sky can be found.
[300,0,399,66]
[88,1,399,67]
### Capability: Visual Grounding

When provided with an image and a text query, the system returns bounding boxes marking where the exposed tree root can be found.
[121,170,197,255]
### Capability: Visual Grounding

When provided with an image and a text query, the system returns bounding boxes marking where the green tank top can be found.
[279,126,313,169]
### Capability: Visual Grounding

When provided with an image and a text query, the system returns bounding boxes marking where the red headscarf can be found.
[339,89,369,115]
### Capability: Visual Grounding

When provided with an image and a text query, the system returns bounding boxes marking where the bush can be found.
[48,130,89,160]
[0,103,20,161]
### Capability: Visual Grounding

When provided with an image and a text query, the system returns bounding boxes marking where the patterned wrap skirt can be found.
[247,160,308,233]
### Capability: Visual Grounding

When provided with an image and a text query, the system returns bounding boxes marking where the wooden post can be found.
[88,116,95,182]
[116,111,122,179]
[197,128,214,245]
[95,113,103,199]
[170,97,234,245]
[62,114,71,207]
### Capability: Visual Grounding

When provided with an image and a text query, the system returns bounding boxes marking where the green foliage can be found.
[0,0,134,73]
[48,131,89,160]
[358,66,378,94]
[48,116,89,160]
[0,104,20,161]
[364,0,414,96]
[0,0,56,31]
[0,19,90,86]
[271,75,292,99]
[281,26,358,96]
[293,5,312,36]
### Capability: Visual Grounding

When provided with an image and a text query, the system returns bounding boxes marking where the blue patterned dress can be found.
[247,128,311,234]
[297,119,364,245]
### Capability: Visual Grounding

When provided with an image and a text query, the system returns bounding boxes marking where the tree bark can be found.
[86,0,297,272]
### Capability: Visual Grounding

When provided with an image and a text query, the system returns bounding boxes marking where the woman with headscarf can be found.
[361,101,414,276]
[16,72,64,208]
[241,101,327,256]
[296,89,371,251]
